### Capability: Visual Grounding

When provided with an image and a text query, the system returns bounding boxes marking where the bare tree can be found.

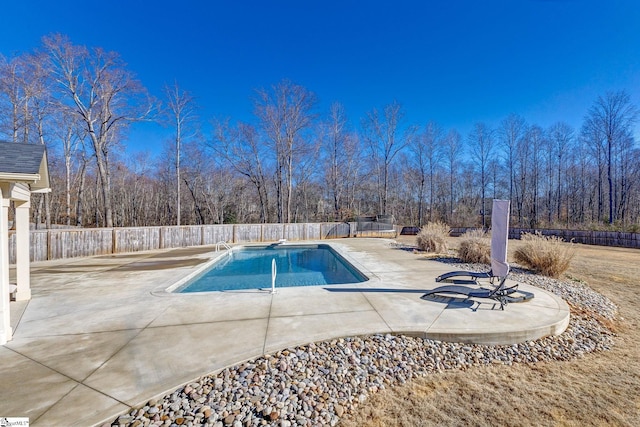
[443,129,463,223]
[564,139,589,225]
[163,81,198,226]
[499,113,526,204]
[52,112,86,225]
[0,52,53,145]
[0,54,27,142]
[179,140,210,225]
[322,103,363,220]
[212,120,272,222]
[324,103,347,219]
[616,130,636,223]
[526,125,545,227]
[468,122,495,228]
[0,51,58,228]
[583,91,638,224]
[411,121,442,225]
[43,34,154,228]
[254,80,317,223]
[581,116,606,222]
[74,148,90,226]
[362,101,415,215]
[624,145,640,224]
[27,52,58,228]
[291,140,322,222]
[548,122,574,224]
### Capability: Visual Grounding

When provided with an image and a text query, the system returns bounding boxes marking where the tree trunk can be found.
[65,156,72,226]
[183,177,204,224]
[75,157,87,226]
[92,137,114,227]
[607,135,614,224]
[417,175,425,226]
[44,192,51,229]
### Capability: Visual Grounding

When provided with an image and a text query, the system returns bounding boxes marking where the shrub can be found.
[513,232,576,278]
[457,229,491,264]
[416,221,449,253]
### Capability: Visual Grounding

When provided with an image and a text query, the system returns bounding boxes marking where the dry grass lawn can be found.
[341,237,640,427]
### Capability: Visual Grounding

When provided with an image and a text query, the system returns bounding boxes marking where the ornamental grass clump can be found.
[416,221,450,253]
[514,232,576,278]
[457,228,491,264]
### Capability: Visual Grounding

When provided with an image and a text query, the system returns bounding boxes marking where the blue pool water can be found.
[178,244,368,292]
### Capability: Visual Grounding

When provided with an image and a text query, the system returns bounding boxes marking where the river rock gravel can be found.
[107,260,617,427]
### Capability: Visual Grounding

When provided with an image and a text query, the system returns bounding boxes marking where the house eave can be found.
[0,172,41,183]
[0,172,50,193]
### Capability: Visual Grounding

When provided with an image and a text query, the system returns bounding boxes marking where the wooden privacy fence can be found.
[8,222,352,263]
[14,223,635,263]
[449,227,640,249]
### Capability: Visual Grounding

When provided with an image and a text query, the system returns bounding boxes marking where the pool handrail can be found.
[215,241,232,256]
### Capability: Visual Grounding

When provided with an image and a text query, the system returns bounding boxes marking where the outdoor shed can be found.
[0,141,50,344]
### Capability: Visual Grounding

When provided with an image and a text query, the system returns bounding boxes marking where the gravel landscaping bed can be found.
[108,261,617,427]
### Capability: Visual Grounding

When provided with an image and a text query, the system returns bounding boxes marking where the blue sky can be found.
[1,0,639,153]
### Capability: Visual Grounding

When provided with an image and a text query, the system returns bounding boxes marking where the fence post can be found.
[112,228,117,254]
[46,229,52,261]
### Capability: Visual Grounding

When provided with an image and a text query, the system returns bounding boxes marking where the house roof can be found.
[0,140,51,192]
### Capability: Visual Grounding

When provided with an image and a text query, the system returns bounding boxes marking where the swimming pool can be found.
[176,243,368,293]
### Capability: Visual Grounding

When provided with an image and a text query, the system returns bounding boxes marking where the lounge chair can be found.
[422,199,530,310]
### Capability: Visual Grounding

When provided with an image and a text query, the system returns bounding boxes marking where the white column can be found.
[0,185,11,344]
[15,201,31,301]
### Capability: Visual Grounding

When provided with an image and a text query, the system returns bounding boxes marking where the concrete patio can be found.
[0,238,569,426]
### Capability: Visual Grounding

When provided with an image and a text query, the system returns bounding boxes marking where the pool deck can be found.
[1,238,569,426]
